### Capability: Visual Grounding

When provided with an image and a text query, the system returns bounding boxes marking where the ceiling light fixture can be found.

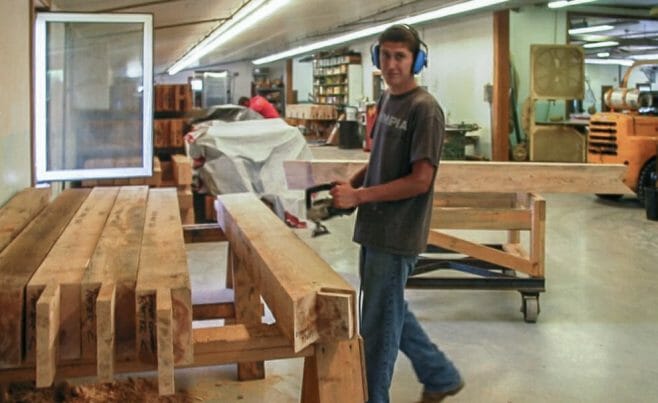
[585,58,633,66]
[168,0,289,75]
[568,24,614,35]
[629,53,658,61]
[596,52,610,57]
[548,0,597,9]
[583,41,619,49]
[252,0,509,65]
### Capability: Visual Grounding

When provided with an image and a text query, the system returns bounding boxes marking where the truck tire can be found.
[637,158,657,207]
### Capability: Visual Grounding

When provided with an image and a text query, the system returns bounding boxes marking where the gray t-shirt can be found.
[353,87,444,256]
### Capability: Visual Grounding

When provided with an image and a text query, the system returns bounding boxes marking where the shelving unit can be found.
[313,53,363,108]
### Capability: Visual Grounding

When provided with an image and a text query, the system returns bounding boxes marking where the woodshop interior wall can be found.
[0,1,32,206]
[349,13,495,158]
[292,58,313,103]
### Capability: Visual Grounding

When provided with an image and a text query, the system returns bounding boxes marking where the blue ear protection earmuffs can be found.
[371,24,428,74]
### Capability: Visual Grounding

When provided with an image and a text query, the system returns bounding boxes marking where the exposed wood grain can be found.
[171,154,192,186]
[283,160,631,194]
[157,288,175,396]
[0,189,89,368]
[316,290,354,341]
[81,186,147,361]
[216,193,356,353]
[26,187,119,363]
[530,193,546,277]
[428,230,533,274]
[302,338,367,403]
[432,207,532,230]
[231,245,265,380]
[36,284,60,388]
[96,283,116,382]
[0,187,50,253]
[136,188,192,366]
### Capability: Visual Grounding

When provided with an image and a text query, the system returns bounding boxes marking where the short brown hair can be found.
[378,24,421,57]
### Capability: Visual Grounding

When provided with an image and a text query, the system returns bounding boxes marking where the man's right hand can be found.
[330,182,361,209]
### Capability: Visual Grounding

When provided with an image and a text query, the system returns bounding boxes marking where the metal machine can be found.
[588,60,658,205]
[305,183,355,237]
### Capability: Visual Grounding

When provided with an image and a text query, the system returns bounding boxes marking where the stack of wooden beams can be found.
[0,187,192,389]
[81,154,193,224]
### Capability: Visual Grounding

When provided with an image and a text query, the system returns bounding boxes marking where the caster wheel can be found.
[521,295,540,323]
[501,269,516,277]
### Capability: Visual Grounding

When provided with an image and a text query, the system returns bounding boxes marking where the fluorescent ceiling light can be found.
[548,0,596,9]
[583,41,619,48]
[168,0,289,75]
[630,53,658,60]
[596,52,610,57]
[253,0,509,65]
[568,24,614,35]
[585,58,633,66]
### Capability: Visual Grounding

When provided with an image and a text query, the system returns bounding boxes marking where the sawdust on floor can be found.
[3,378,196,403]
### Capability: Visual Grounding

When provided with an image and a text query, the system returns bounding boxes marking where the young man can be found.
[330,25,463,403]
[238,95,280,118]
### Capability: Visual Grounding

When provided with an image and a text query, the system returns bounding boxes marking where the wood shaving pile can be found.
[3,378,194,403]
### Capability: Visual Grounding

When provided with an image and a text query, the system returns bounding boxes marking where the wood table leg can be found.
[301,337,367,403]
[229,245,265,380]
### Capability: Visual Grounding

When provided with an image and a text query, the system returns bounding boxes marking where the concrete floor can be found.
[179,145,658,402]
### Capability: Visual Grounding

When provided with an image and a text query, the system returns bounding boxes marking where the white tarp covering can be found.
[187,118,312,217]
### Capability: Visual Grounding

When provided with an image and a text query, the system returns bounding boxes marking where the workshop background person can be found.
[238,95,280,118]
[330,24,464,403]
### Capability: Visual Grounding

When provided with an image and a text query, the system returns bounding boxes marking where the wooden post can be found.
[492,9,510,161]
[530,193,546,277]
[301,338,367,403]
[231,245,265,380]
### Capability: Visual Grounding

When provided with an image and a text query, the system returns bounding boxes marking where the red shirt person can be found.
[238,95,280,118]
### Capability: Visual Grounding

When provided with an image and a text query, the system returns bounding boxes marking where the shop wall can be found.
[0,1,32,205]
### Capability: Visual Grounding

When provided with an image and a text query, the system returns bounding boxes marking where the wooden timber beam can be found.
[0,187,50,253]
[81,186,148,368]
[26,187,119,371]
[283,160,632,194]
[0,189,89,368]
[215,193,356,352]
[136,188,193,367]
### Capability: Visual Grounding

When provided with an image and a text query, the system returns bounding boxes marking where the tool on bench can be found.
[306,183,355,237]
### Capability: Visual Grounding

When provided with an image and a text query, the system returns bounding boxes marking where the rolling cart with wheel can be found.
[406,192,545,323]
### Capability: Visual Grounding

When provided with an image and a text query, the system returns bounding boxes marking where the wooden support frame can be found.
[0,189,365,401]
[429,192,545,277]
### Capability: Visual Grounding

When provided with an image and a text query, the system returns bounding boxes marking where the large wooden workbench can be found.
[0,187,365,401]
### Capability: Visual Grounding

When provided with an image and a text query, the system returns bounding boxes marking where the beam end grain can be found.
[96,283,116,383]
[36,284,60,388]
[157,288,175,396]
[316,290,354,342]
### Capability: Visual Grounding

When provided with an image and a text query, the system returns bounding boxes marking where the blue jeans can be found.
[360,246,462,403]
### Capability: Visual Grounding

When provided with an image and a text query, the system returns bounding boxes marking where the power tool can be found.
[306,183,355,237]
